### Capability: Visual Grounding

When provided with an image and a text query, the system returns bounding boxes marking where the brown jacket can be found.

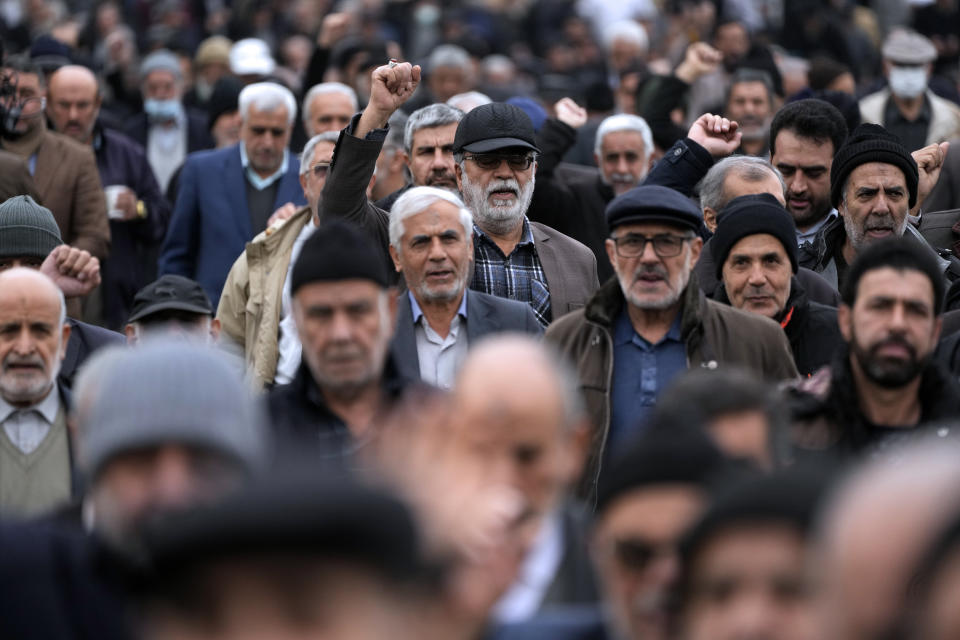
[545,274,798,498]
[33,130,110,259]
[0,149,39,202]
[218,205,313,389]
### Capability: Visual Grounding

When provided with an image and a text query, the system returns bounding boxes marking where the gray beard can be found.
[461,173,535,237]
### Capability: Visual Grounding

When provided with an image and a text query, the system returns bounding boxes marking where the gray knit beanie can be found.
[0,195,63,259]
[77,340,269,480]
[140,49,182,81]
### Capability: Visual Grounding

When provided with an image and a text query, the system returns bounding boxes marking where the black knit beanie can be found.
[829,123,918,209]
[290,221,390,295]
[711,193,798,279]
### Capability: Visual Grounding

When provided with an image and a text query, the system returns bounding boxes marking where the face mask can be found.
[888,66,928,99]
[143,98,182,122]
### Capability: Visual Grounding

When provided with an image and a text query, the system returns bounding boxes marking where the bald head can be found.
[451,335,587,518]
[814,440,960,640]
[0,268,69,406]
[47,65,101,144]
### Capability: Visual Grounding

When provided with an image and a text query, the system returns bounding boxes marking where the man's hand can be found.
[267,202,298,227]
[111,186,140,221]
[912,141,949,214]
[675,42,722,84]
[687,113,741,158]
[317,12,352,49]
[355,61,421,137]
[41,245,101,299]
[554,97,587,130]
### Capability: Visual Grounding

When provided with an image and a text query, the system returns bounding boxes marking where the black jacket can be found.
[716,277,843,377]
[529,119,615,283]
[789,349,960,456]
[59,319,125,390]
[266,357,415,464]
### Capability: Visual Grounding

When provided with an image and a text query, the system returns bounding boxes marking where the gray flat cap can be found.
[882,30,937,65]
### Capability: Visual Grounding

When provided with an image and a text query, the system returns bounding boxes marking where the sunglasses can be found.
[464,153,535,171]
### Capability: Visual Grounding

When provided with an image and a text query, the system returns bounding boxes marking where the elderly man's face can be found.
[839,267,940,388]
[726,82,771,140]
[592,486,706,640]
[840,163,910,254]
[407,123,459,191]
[681,525,816,640]
[293,280,396,395]
[142,69,181,101]
[299,140,336,213]
[241,105,292,177]
[0,272,69,406]
[456,148,537,237]
[91,444,242,549]
[721,233,793,319]
[389,200,472,307]
[597,130,649,196]
[606,222,702,311]
[428,66,469,103]
[306,91,353,136]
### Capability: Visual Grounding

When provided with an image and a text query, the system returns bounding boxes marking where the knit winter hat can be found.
[77,340,268,480]
[711,193,799,279]
[0,195,63,259]
[290,221,390,295]
[829,123,918,209]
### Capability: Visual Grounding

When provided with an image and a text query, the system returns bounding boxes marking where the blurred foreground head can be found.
[125,473,428,640]
[73,340,267,551]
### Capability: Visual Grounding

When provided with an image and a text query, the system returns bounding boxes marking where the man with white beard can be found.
[0,268,73,517]
[318,61,599,328]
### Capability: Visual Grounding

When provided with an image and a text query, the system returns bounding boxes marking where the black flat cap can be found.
[453,102,540,154]
[128,275,213,323]
[606,184,702,233]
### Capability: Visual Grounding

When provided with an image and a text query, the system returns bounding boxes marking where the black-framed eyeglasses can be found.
[463,153,535,171]
[311,162,331,177]
[611,232,693,258]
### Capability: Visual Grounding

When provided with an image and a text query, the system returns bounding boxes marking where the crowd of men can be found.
[6,1,960,639]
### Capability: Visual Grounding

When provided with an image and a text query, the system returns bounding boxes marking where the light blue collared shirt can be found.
[796,209,838,246]
[239,144,289,191]
[409,291,469,389]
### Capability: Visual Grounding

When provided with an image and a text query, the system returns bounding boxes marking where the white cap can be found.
[230,38,276,76]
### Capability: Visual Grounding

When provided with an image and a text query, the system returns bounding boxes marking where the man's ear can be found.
[837,303,852,343]
[388,244,403,272]
[605,238,618,271]
[209,317,222,342]
[59,322,71,360]
[455,162,463,191]
[703,206,718,233]
[124,324,138,346]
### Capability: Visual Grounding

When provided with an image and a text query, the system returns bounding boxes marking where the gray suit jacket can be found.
[322,116,600,322]
[391,289,543,381]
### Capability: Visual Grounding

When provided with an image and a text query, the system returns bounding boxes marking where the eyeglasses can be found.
[249,126,287,138]
[611,233,693,258]
[463,153,535,171]
[613,538,675,572]
[311,162,331,177]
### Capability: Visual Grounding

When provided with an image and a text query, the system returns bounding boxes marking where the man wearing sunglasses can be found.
[217,131,339,389]
[159,82,307,309]
[547,185,797,497]
[320,61,600,329]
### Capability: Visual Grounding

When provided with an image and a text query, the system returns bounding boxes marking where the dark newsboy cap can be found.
[453,102,541,154]
[606,184,702,233]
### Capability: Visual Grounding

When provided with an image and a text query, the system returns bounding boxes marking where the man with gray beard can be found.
[386,186,541,388]
[547,184,797,493]
[318,61,599,329]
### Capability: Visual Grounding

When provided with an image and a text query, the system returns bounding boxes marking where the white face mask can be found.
[888,66,928,99]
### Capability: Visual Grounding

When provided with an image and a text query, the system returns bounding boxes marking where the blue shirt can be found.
[608,308,687,458]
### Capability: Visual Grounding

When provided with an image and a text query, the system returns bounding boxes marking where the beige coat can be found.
[217,206,313,390]
[859,88,960,147]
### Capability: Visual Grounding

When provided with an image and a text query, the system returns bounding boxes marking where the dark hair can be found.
[651,367,791,467]
[807,56,852,92]
[3,55,45,86]
[840,238,945,315]
[770,98,849,158]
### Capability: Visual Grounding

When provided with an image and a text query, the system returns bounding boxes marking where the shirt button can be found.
[674,147,682,156]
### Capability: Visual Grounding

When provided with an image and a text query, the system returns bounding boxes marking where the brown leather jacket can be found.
[545,273,799,499]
